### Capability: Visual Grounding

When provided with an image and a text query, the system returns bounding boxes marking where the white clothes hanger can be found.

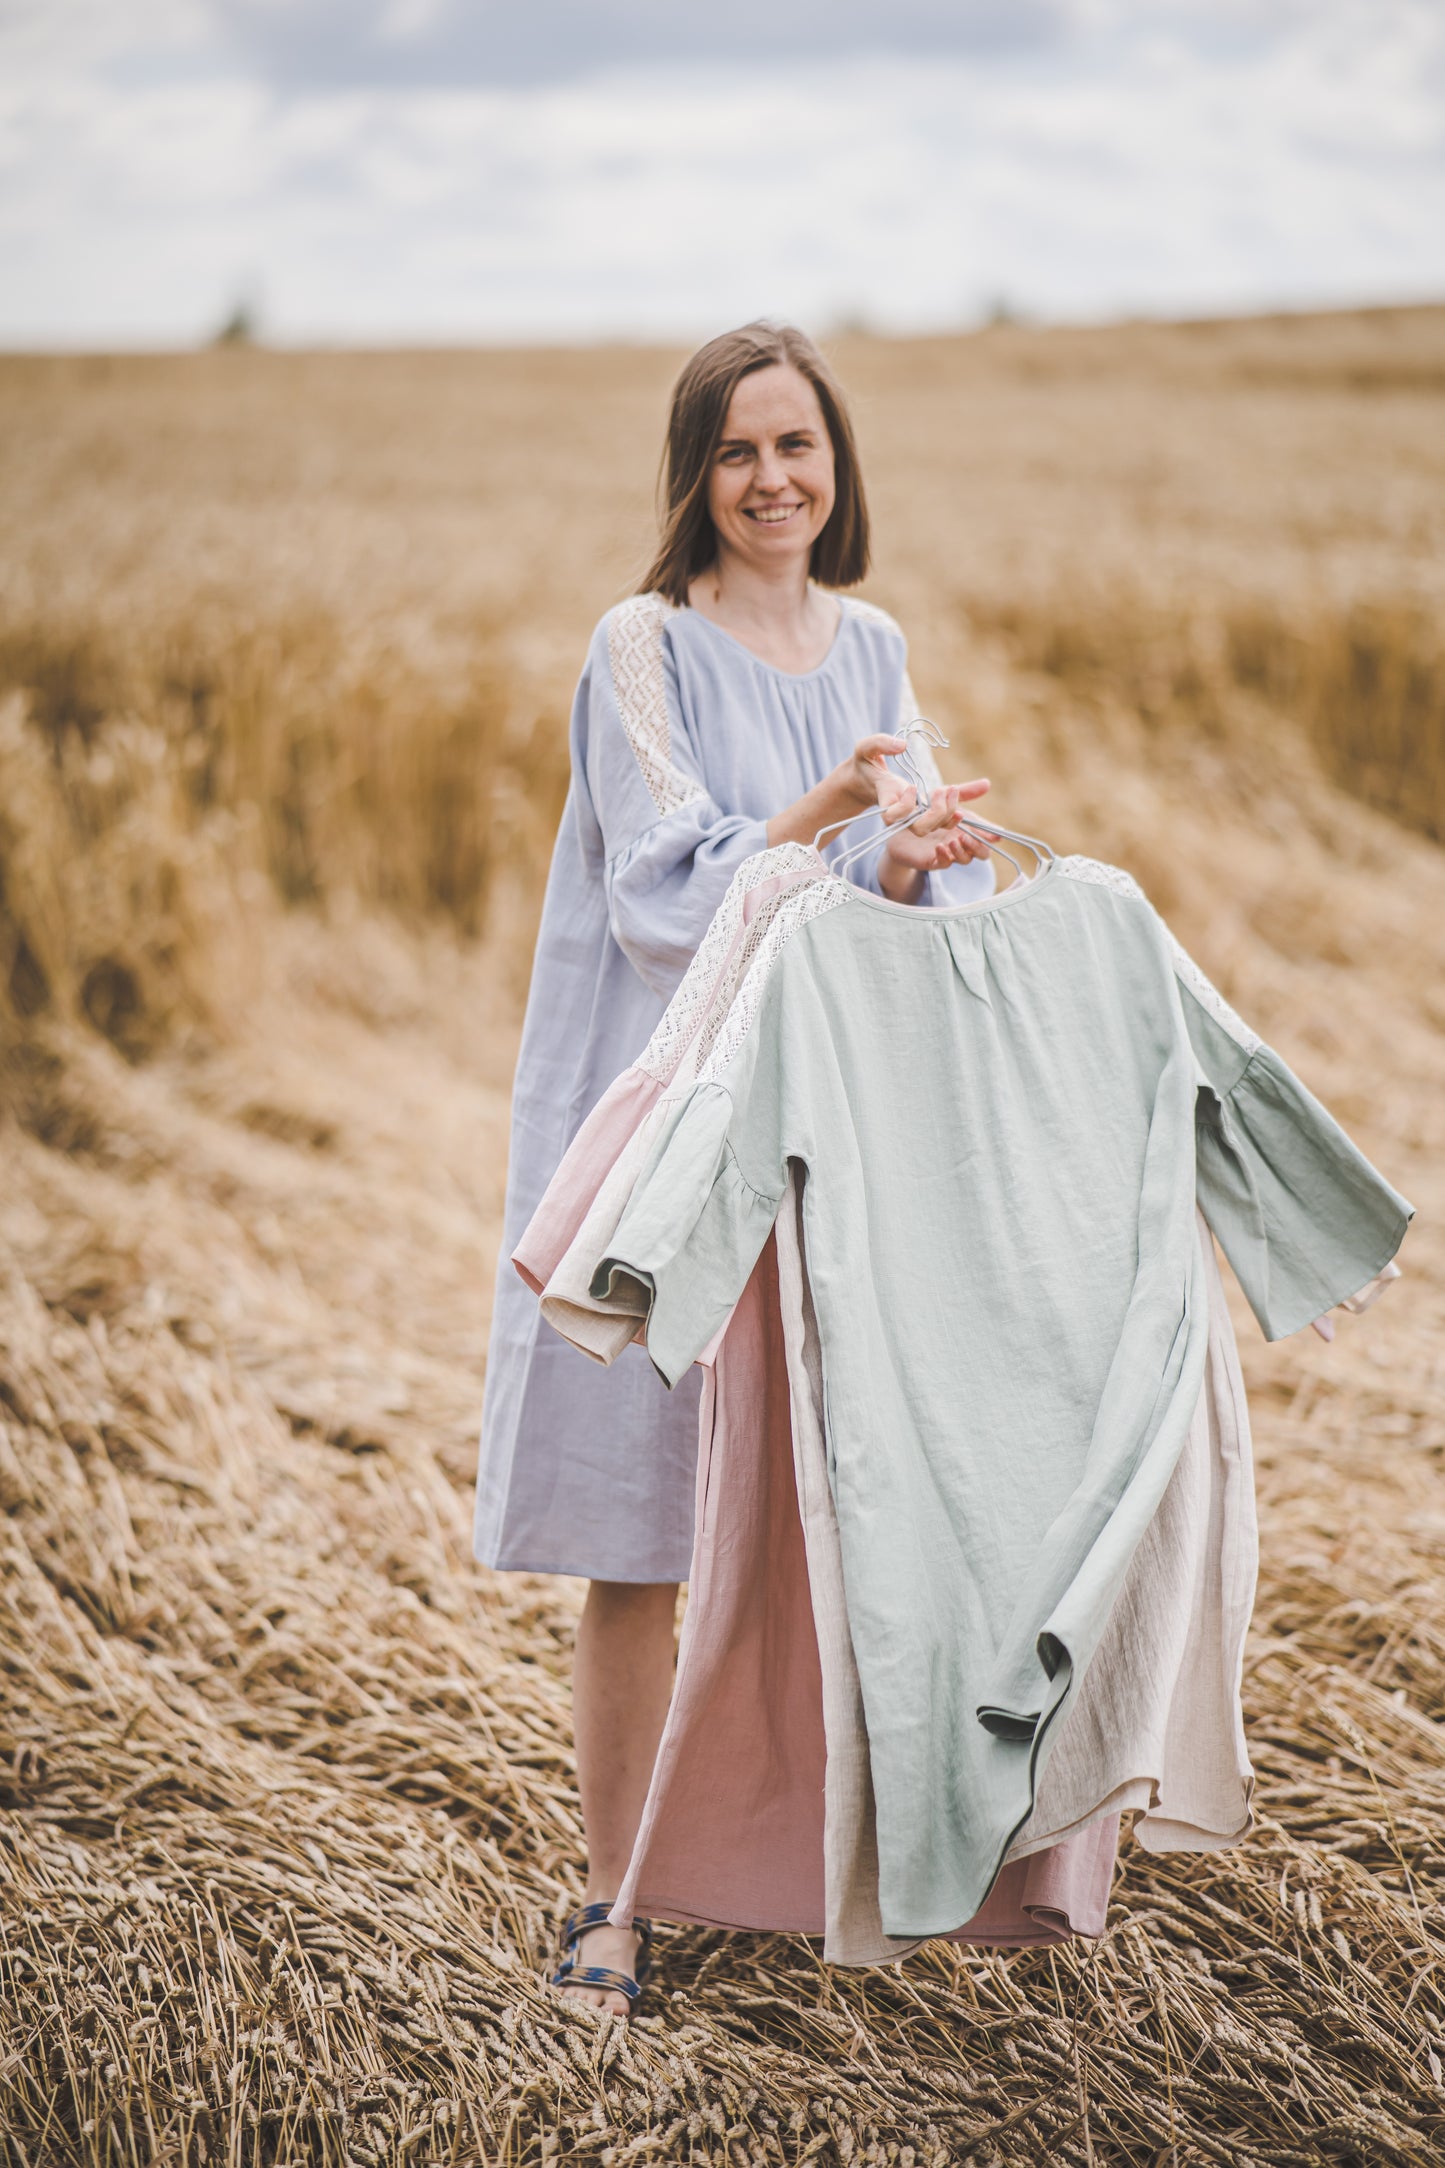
[815,719,1055,885]
[811,719,945,858]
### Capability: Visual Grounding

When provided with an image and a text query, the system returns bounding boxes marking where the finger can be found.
[879,782,923,825]
[914,794,960,835]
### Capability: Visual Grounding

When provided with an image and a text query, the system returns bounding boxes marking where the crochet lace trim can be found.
[694,877,849,1085]
[606,594,706,819]
[634,845,821,1086]
[841,596,901,639]
[1054,855,1149,905]
[1055,856,1261,1053]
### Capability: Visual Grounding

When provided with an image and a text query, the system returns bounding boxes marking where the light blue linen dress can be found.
[475,591,991,1580]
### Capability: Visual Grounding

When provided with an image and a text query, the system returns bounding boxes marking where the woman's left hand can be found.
[882,780,996,872]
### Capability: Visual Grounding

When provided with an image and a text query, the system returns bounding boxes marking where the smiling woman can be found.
[639,323,993,876]
[475,320,995,2020]
[641,323,867,629]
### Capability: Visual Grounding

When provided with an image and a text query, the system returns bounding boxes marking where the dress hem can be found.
[474,1545,692,1585]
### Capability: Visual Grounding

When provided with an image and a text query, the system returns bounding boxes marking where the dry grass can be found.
[2,309,1445,2164]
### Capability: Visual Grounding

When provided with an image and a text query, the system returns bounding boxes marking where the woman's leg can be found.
[558,1578,679,2016]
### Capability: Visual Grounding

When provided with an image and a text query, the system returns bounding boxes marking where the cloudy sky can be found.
[2,0,1443,346]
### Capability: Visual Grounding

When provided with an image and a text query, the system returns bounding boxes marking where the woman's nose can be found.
[753,449,787,491]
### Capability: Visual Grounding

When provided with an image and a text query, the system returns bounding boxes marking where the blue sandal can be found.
[550,1901,654,2016]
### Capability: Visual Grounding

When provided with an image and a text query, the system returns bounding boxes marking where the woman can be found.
[476,321,995,2016]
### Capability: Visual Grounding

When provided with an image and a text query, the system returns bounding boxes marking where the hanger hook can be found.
[812,718,949,854]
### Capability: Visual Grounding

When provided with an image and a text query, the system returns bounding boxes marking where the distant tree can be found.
[213,295,260,347]
[825,307,878,340]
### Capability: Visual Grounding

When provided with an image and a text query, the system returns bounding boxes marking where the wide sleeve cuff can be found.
[590,1086,781,1388]
[1196,1044,1414,1342]
[534,1102,670,1364]
[607,808,771,996]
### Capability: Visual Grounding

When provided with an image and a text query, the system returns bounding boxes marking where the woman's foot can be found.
[554,1913,646,2020]
[549,1901,654,2021]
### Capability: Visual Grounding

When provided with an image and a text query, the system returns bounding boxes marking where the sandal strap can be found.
[558,1904,654,1955]
[550,1909,656,2008]
[558,1900,619,1947]
[551,1961,643,2003]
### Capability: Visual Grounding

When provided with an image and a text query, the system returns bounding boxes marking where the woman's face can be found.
[706,363,837,575]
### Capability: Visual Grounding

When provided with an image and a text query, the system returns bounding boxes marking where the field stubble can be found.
[1,311,1444,2164]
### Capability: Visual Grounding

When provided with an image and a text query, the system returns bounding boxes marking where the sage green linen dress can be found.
[592,853,1413,1938]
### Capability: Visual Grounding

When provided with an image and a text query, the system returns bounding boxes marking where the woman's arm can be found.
[764,733,908,851]
[766,735,994,905]
[589,604,993,997]
[583,602,773,996]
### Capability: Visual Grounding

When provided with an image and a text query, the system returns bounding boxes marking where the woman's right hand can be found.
[766,733,991,859]
[766,733,914,852]
[849,739,996,865]
[842,734,913,820]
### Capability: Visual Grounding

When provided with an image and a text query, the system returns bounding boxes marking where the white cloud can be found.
[0,0,1441,344]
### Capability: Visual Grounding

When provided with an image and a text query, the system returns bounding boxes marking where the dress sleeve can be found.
[536,1099,667,1364]
[1175,953,1414,1341]
[590,1081,785,1388]
[583,597,769,997]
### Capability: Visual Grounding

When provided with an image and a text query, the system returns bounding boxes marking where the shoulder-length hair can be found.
[639,321,871,605]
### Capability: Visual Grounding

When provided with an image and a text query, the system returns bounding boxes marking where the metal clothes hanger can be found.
[811,718,944,859]
[814,719,1055,885]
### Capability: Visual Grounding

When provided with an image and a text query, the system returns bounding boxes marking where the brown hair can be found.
[639,321,871,605]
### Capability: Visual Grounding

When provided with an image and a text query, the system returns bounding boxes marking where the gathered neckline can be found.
[678,595,851,682]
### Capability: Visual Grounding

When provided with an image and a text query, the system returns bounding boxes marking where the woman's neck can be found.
[686,555,841,675]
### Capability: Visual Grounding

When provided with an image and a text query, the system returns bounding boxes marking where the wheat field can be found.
[2,308,1444,2166]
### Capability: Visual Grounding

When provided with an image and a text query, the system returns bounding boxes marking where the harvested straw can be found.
[2,318,1444,2164]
